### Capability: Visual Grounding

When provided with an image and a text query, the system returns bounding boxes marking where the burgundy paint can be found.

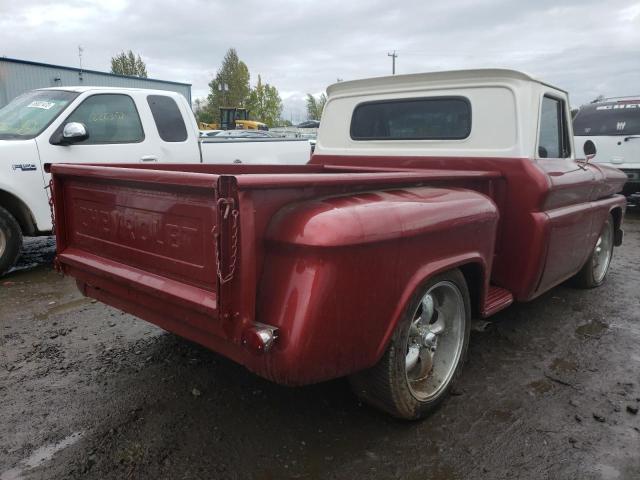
[50,154,626,385]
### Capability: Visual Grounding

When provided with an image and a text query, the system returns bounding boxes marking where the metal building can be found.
[0,57,191,108]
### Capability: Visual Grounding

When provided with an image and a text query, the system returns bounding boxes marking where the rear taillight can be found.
[242,323,278,353]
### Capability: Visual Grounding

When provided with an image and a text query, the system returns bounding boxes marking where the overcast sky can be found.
[1,0,639,122]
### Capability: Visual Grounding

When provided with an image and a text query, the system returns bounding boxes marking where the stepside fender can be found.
[254,186,498,385]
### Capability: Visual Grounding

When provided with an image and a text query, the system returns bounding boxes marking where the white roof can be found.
[327,68,565,96]
[36,86,183,96]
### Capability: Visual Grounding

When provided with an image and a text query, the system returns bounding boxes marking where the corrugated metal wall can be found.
[0,58,191,108]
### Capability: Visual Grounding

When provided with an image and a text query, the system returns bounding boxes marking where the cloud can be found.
[1,0,639,122]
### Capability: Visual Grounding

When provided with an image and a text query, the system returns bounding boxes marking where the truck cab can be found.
[0,87,200,274]
[313,69,627,301]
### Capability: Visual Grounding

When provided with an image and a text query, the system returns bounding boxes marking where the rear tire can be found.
[350,269,471,420]
[574,215,614,289]
[0,206,22,277]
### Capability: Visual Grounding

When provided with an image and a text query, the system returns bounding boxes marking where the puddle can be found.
[2,265,57,286]
[0,431,83,480]
[34,297,90,320]
[528,379,553,394]
[594,463,621,480]
[6,237,56,276]
[609,323,640,338]
[405,464,458,480]
[471,320,493,332]
[488,409,514,422]
[550,357,577,373]
[575,320,609,338]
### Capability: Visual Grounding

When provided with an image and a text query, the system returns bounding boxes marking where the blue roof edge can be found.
[0,56,192,87]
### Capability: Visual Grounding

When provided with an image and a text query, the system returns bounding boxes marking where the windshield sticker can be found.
[596,103,640,111]
[617,122,626,131]
[27,101,56,110]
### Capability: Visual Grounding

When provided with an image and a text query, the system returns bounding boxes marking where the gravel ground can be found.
[1,211,639,480]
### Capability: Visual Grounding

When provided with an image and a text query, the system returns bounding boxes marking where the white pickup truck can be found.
[0,87,311,274]
[573,97,640,203]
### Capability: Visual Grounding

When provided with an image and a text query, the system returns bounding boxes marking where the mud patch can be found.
[550,357,578,373]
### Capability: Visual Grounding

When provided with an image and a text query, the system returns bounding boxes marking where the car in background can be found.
[296,120,320,129]
[199,130,223,138]
[573,97,640,203]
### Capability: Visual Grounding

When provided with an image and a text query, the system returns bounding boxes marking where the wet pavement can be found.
[1,212,639,480]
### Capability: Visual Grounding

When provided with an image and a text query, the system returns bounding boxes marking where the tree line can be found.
[111,48,327,127]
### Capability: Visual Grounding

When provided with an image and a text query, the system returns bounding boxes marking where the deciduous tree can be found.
[247,75,282,127]
[306,93,327,120]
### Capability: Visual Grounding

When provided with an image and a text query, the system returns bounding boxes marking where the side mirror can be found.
[62,122,89,144]
[583,140,596,162]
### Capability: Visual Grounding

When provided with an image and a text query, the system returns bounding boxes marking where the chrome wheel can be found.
[592,221,613,284]
[0,227,6,260]
[405,281,465,401]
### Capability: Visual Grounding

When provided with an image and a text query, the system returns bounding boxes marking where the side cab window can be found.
[147,95,188,142]
[538,95,571,158]
[63,94,144,144]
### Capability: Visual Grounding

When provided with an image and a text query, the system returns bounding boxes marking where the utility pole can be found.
[218,82,229,105]
[78,45,84,81]
[387,50,398,75]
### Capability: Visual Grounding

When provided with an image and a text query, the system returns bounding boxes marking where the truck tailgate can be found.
[50,164,226,341]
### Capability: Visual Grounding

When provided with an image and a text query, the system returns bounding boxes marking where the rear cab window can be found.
[538,95,571,158]
[62,94,144,144]
[147,95,188,142]
[574,101,640,136]
[350,97,471,140]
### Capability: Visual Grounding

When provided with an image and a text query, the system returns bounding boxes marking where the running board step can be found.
[482,286,514,317]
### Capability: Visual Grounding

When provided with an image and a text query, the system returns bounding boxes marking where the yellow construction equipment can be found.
[234,108,268,130]
[199,107,267,131]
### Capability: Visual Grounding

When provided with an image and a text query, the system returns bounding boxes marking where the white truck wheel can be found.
[0,206,22,276]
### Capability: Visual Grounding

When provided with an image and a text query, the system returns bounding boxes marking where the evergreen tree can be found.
[205,48,250,121]
[110,50,148,78]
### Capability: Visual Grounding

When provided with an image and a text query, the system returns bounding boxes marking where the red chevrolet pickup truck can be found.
[50,69,626,419]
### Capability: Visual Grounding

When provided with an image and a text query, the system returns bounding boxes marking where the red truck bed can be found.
[50,163,502,384]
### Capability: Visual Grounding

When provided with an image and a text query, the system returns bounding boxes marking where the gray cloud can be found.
[1,0,638,122]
